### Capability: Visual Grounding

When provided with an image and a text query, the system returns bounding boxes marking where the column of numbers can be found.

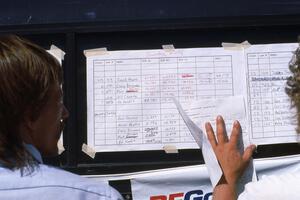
[160,58,180,143]
[93,60,105,145]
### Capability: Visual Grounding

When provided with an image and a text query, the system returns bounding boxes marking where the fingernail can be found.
[205,122,210,127]
[217,115,222,121]
[233,120,239,126]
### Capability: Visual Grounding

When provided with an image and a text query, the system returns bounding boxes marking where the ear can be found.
[20,107,38,136]
[20,108,39,144]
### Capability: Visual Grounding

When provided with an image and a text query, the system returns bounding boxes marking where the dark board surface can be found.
[2,0,300,27]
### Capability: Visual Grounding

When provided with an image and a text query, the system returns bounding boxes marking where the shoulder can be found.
[0,164,123,200]
[238,173,300,200]
[37,165,123,199]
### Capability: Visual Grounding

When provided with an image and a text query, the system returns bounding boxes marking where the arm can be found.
[205,116,256,200]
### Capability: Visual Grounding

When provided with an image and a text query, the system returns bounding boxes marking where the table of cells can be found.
[92,55,233,149]
[247,51,296,142]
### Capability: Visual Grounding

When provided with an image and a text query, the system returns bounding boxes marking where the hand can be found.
[205,115,256,186]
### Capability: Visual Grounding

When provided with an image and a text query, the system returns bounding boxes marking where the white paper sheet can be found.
[174,96,256,190]
[86,47,242,152]
[244,43,299,145]
[172,97,221,187]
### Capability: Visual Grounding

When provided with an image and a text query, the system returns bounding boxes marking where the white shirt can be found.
[0,145,123,200]
[238,172,300,200]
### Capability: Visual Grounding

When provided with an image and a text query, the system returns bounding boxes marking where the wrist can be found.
[218,175,238,188]
[213,177,237,200]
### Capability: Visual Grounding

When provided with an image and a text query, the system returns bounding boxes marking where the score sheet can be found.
[245,44,298,144]
[86,48,243,152]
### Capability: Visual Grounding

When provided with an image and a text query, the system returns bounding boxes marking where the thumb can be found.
[242,144,256,162]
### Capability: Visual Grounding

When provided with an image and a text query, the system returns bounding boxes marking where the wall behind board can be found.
[2,0,300,27]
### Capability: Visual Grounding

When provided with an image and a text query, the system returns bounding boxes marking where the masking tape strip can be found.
[84,47,108,57]
[163,145,179,154]
[49,45,66,61]
[82,143,96,159]
[222,41,251,50]
[57,140,65,155]
[162,44,175,52]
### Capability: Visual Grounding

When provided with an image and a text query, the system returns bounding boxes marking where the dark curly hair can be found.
[286,45,300,134]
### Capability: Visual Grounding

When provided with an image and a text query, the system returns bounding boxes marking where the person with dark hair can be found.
[206,47,300,199]
[0,35,123,199]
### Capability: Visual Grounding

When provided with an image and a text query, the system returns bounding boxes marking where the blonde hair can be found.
[286,46,300,134]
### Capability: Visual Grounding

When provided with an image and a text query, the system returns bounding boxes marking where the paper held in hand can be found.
[173,96,257,194]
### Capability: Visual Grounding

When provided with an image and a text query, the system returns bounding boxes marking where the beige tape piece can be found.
[84,47,108,57]
[82,143,96,159]
[57,140,65,155]
[222,41,251,50]
[49,45,66,61]
[163,145,179,153]
[162,44,175,53]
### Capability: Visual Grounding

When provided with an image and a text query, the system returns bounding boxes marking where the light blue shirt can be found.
[0,144,123,200]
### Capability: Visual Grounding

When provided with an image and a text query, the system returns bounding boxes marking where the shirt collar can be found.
[24,144,43,164]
